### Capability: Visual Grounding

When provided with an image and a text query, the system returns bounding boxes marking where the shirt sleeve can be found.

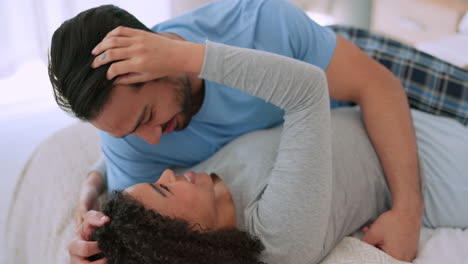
[254,0,337,70]
[200,41,332,264]
[88,156,107,179]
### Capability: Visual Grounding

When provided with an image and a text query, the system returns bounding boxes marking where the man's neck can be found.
[191,79,205,116]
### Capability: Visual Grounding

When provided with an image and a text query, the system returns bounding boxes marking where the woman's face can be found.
[124,169,236,230]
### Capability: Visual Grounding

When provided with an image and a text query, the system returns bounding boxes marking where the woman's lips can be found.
[183,171,196,184]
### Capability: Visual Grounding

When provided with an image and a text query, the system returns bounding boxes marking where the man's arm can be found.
[326,35,424,261]
[253,0,423,258]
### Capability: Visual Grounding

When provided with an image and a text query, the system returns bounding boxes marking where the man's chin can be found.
[175,113,192,131]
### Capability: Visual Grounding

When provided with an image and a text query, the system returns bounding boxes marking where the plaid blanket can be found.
[328,25,468,126]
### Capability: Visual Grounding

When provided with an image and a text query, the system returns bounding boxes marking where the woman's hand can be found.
[91,26,204,84]
[91,26,180,83]
[69,210,109,264]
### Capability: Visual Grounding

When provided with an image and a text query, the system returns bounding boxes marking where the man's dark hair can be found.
[91,191,265,264]
[48,5,152,120]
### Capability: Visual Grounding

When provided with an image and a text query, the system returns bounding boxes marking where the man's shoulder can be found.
[151,0,270,44]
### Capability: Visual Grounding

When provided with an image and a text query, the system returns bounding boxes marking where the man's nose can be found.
[135,125,162,145]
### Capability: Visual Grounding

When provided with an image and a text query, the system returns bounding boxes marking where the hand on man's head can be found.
[90,26,186,84]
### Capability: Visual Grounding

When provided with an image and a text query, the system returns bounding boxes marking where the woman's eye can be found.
[160,184,171,193]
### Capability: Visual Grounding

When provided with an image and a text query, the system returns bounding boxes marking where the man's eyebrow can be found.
[147,183,167,198]
[116,105,148,138]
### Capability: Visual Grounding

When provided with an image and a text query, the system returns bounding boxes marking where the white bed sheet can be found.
[415,227,468,264]
[344,227,468,264]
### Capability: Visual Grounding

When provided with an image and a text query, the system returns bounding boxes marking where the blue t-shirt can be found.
[102,0,338,191]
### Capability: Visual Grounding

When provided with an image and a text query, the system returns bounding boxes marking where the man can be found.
[50,1,424,263]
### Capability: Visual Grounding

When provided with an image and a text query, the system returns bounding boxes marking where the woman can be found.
[83,30,468,264]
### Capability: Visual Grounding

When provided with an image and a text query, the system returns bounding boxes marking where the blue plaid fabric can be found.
[328,25,468,126]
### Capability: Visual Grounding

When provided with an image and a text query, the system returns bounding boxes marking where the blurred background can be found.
[0,0,467,261]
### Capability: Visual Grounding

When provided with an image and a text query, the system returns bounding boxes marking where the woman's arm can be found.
[199,41,332,264]
[91,28,332,263]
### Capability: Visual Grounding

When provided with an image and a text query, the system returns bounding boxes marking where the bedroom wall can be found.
[170,0,374,29]
[0,61,76,263]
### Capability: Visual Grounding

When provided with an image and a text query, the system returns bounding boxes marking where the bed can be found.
[4,114,467,264]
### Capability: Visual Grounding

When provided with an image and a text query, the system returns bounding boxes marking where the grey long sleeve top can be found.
[199,41,332,264]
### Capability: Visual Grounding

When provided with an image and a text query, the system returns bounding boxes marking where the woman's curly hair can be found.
[91,191,265,264]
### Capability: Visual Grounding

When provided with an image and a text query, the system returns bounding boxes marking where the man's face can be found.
[91,73,193,144]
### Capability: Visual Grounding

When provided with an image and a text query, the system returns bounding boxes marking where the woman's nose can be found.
[157,169,177,184]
